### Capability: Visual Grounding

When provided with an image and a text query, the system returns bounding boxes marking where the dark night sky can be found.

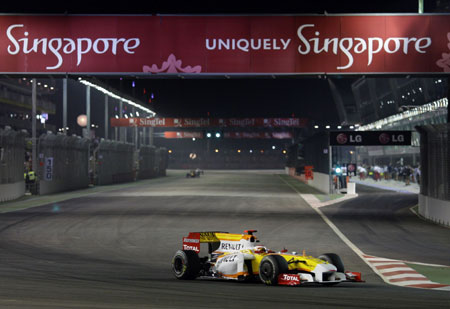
[98,77,343,122]
[3,1,448,127]
[1,1,429,14]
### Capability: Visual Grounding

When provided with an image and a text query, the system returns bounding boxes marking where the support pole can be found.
[133,107,137,149]
[104,95,109,139]
[86,85,91,178]
[149,127,154,146]
[31,78,37,175]
[329,145,333,194]
[119,99,124,142]
[448,79,450,123]
[63,77,67,135]
[86,85,91,138]
[142,122,146,145]
[115,101,118,141]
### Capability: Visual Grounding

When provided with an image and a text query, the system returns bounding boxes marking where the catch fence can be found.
[417,124,450,201]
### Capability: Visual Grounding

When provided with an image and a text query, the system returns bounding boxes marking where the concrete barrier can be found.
[138,146,157,179]
[0,127,27,202]
[307,172,331,193]
[0,181,25,203]
[38,133,90,195]
[347,182,356,195]
[96,140,135,185]
[286,167,330,193]
[419,194,450,227]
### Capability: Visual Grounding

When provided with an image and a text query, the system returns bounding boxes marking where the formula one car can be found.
[171,230,363,286]
[186,169,203,178]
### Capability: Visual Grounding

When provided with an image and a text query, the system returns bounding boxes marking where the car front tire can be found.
[258,255,288,285]
[318,253,345,272]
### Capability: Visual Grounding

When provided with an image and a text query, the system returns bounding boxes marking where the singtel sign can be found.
[0,15,448,73]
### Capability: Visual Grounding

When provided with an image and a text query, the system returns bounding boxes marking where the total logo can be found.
[183,244,199,252]
[281,274,300,282]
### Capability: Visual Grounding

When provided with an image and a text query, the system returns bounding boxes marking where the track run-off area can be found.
[0,170,449,308]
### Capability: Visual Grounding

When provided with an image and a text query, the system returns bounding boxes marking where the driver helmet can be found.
[254,246,267,253]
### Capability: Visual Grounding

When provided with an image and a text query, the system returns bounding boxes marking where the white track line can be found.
[278,176,390,283]
[300,193,358,208]
[279,175,450,291]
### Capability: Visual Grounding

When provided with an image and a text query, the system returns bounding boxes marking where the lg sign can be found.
[378,133,405,144]
[336,133,362,144]
[330,131,411,146]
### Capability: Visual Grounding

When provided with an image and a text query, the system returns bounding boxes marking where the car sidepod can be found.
[214,252,254,280]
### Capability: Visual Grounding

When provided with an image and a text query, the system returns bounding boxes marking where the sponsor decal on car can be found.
[182,236,200,253]
[220,241,243,251]
[278,274,301,286]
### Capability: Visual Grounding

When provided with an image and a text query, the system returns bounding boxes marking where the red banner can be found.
[110,117,307,128]
[1,15,449,73]
[224,132,293,139]
[163,131,204,139]
[159,131,292,139]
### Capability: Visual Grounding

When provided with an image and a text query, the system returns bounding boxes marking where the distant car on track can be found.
[186,169,203,178]
[171,230,363,286]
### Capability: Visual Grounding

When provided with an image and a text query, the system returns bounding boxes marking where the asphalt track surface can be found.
[0,170,448,308]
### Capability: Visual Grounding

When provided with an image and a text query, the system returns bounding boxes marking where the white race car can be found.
[172,230,363,286]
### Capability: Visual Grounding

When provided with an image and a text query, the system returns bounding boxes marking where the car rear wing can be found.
[182,230,258,253]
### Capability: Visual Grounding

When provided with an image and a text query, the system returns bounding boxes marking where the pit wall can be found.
[419,194,450,227]
[286,167,330,193]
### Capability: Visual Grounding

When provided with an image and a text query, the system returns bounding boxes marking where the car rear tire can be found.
[258,255,288,285]
[172,250,201,280]
[318,253,345,272]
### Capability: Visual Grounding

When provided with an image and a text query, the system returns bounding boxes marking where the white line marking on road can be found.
[379,267,415,273]
[278,176,390,284]
[388,274,427,280]
[279,175,450,291]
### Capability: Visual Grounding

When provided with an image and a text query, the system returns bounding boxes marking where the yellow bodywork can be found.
[199,232,254,242]
[241,250,327,274]
[196,231,329,277]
